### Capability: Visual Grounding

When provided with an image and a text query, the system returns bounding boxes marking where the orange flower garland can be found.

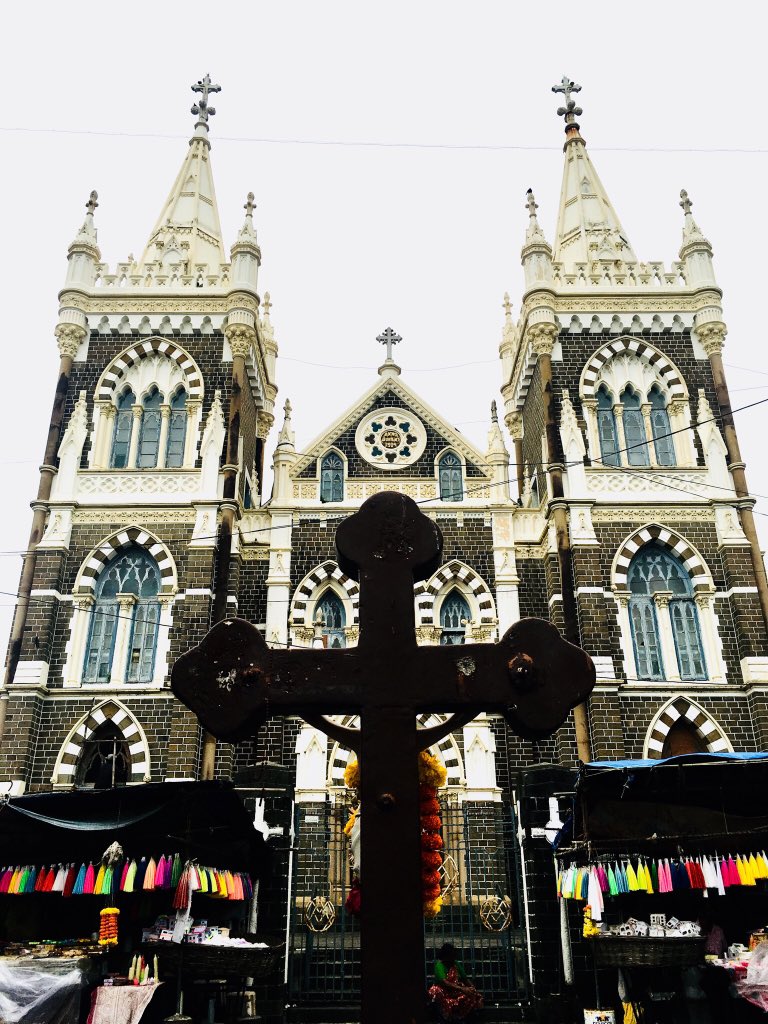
[344,751,447,918]
[99,906,120,946]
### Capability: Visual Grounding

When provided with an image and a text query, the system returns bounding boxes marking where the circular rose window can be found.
[354,407,428,470]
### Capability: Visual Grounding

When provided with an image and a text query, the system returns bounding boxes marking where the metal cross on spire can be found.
[376,326,402,362]
[552,75,583,133]
[191,74,221,127]
[85,190,99,216]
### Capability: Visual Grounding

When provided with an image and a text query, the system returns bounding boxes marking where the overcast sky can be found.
[1,2,766,652]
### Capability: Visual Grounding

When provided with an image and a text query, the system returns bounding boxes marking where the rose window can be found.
[355,407,428,469]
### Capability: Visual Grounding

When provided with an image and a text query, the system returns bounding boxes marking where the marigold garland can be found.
[98,906,120,946]
[343,751,447,918]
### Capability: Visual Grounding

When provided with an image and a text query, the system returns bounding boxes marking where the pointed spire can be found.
[486,399,508,458]
[551,78,636,267]
[521,188,553,290]
[678,188,716,287]
[278,398,295,447]
[65,189,101,288]
[141,76,226,271]
[231,190,262,290]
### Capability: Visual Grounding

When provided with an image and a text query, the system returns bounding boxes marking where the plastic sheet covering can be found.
[736,941,768,1012]
[0,961,82,1024]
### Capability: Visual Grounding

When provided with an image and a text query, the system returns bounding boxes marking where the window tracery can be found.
[438,451,463,502]
[320,452,344,503]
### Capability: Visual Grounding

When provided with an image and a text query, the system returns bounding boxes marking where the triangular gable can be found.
[291,374,490,480]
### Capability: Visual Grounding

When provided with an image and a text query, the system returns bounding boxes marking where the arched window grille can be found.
[165,389,188,468]
[628,544,706,681]
[596,386,620,467]
[74,722,130,789]
[621,388,650,467]
[84,546,161,684]
[317,591,346,649]
[649,385,676,467]
[440,589,470,645]
[320,453,344,503]
[110,390,135,469]
[137,388,162,468]
[439,452,463,502]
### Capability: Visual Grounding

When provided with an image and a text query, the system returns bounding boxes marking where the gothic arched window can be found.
[137,388,162,468]
[649,385,676,467]
[621,388,650,467]
[110,390,135,469]
[439,452,463,502]
[317,591,346,649]
[84,546,161,684]
[74,722,130,790]
[165,389,188,468]
[596,386,620,467]
[320,452,344,503]
[628,544,706,682]
[661,718,708,758]
[440,590,470,645]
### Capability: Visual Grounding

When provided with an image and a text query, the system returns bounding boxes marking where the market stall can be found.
[555,753,768,1023]
[0,781,274,1024]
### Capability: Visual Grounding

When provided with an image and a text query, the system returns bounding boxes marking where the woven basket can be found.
[589,936,704,967]
[144,941,284,978]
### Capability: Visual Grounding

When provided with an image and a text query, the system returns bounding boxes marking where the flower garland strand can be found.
[343,751,448,918]
[99,906,120,946]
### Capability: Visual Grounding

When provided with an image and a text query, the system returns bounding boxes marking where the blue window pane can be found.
[138,389,162,468]
[320,453,344,503]
[84,604,118,682]
[670,600,707,680]
[621,390,650,467]
[165,390,187,468]
[127,602,160,682]
[317,591,346,648]
[597,387,620,467]
[649,386,676,467]
[630,599,663,679]
[439,452,463,501]
[440,590,470,645]
[110,391,135,469]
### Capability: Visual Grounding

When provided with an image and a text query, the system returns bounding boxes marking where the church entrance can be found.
[286,795,529,1014]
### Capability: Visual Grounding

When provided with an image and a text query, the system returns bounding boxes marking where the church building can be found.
[1,75,767,1010]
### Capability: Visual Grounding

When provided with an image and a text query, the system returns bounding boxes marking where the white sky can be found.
[2,1,767,652]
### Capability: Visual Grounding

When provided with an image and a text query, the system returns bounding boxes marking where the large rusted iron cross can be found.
[172,492,595,1023]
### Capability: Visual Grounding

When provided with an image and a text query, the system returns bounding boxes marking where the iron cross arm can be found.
[171,492,595,746]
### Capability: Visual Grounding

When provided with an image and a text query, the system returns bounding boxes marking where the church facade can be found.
[2,76,767,1007]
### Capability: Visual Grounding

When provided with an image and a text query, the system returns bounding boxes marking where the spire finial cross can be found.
[191,74,221,127]
[525,188,538,219]
[680,189,693,216]
[244,192,256,218]
[491,399,498,423]
[85,190,99,216]
[376,327,402,362]
[552,76,583,129]
[502,292,513,318]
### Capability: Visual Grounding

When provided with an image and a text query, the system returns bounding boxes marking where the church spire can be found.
[551,77,636,267]
[678,188,717,288]
[64,189,101,289]
[141,75,226,272]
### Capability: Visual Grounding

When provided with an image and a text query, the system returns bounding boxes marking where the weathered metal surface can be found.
[172,492,595,1024]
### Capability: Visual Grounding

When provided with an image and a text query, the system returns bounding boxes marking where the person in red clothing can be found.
[427,943,483,1021]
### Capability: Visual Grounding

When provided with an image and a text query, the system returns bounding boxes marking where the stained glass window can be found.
[621,388,650,467]
[165,389,187,468]
[597,386,619,467]
[439,452,463,502]
[110,390,135,469]
[317,591,346,649]
[320,453,344,503]
[628,544,706,681]
[137,388,162,468]
[84,546,161,683]
[649,385,676,467]
[440,590,470,645]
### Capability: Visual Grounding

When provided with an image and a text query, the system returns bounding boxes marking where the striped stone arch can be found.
[96,338,204,402]
[415,560,496,626]
[53,699,151,785]
[612,525,713,593]
[74,527,177,595]
[644,696,732,759]
[290,561,360,626]
[327,714,464,788]
[580,338,687,400]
